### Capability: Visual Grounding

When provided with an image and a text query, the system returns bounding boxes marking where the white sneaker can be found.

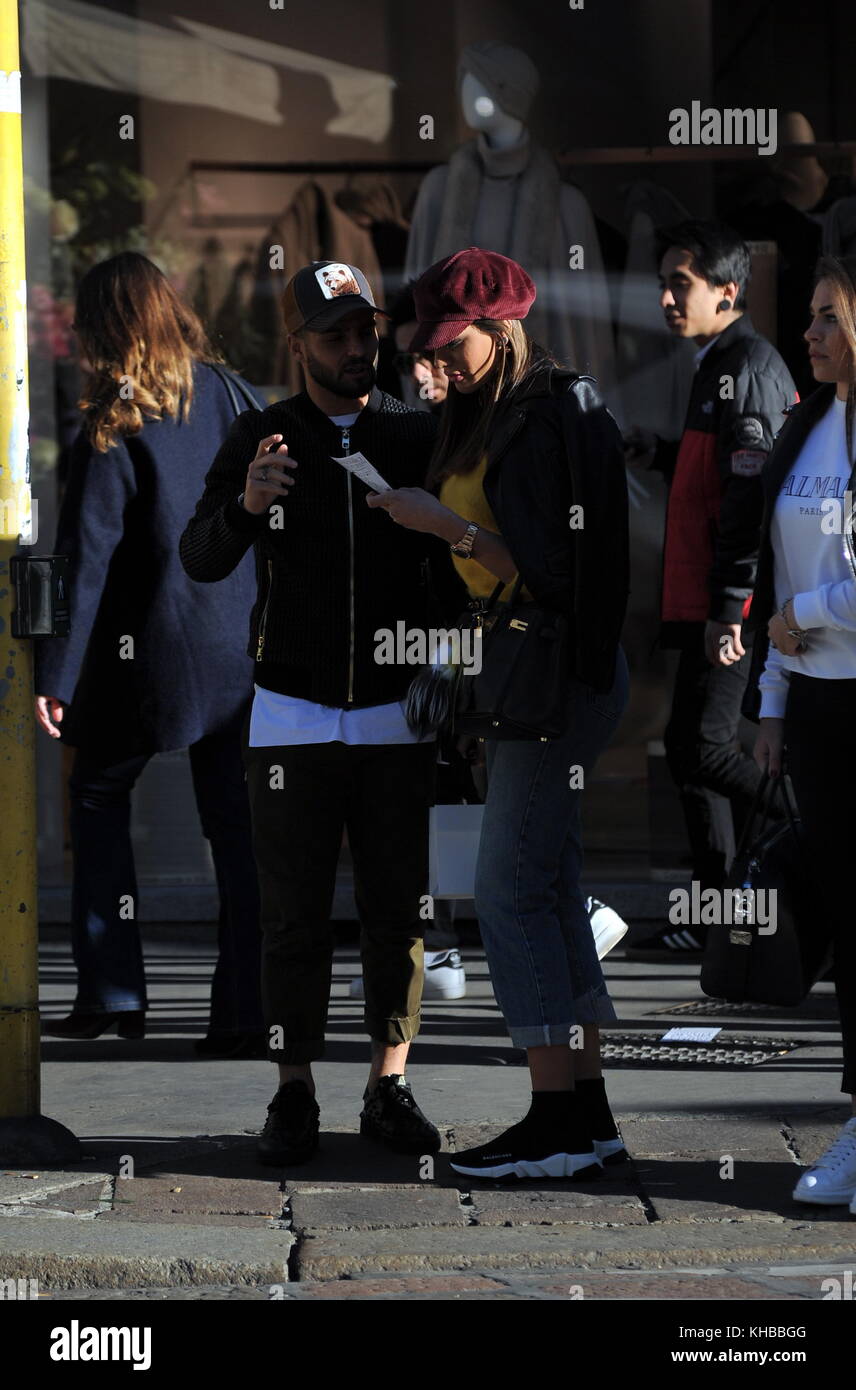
[349,949,467,1002]
[793,1117,856,1205]
[586,897,629,961]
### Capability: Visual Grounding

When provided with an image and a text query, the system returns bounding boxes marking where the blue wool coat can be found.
[34,362,262,756]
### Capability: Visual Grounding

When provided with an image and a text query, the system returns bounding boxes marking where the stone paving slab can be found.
[289,1187,466,1231]
[0,1170,110,1204]
[616,1117,792,1161]
[107,1173,283,1218]
[468,1188,648,1227]
[294,1220,856,1281]
[0,1218,295,1289]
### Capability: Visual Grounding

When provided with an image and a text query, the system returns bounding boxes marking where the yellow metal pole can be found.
[0,0,78,1160]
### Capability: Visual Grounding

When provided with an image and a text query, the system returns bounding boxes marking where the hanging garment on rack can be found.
[187,239,234,329]
[335,176,411,302]
[613,181,696,438]
[246,182,384,391]
[404,131,616,401]
[822,196,856,258]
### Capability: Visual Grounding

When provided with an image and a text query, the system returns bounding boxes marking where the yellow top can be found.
[439,455,529,602]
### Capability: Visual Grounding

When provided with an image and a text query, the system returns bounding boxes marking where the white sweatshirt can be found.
[759,394,856,717]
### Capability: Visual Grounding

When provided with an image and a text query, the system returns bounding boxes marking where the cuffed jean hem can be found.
[267,1037,326,1065]
[365,1013,421,1047]
[507,991,617,1049]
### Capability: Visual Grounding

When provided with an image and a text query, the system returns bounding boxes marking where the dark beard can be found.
[303,351,377,399]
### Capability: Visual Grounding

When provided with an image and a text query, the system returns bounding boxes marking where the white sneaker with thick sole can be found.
[350,948,467,1001]
[586,897,630,961]
[792,1117,856,1205]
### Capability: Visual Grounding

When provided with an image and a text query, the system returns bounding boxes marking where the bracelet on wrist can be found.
[780,598,808,640]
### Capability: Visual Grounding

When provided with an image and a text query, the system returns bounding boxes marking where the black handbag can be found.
[405,574,569,741]
[699,772,829,1007]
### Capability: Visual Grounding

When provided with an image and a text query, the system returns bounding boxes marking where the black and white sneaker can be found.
[360,1074,442,1154]
[257,1079,320,1166]
[625,925,707,961]
[449,1116,601,1181]
[576,1077,630,1166]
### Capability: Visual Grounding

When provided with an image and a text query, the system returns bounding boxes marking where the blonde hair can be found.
[815,255,856,458]
[425,319,543,488]
[75,252,222,452]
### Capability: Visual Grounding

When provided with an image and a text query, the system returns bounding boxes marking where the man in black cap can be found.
[180,260,465,1165]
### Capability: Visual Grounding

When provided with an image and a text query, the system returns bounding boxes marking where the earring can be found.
[719,299,732,311]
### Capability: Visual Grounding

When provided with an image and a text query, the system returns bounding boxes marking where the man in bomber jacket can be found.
[180,259,466,1167]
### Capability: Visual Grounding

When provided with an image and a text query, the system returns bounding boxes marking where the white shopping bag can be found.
[428,804,484,900]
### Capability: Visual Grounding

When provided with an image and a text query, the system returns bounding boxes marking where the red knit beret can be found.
[409,247,536,352]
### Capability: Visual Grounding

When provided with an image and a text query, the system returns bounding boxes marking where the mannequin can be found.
[405,40,615,397]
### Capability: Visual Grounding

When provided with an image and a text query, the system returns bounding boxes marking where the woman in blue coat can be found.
[34,252,264,1056]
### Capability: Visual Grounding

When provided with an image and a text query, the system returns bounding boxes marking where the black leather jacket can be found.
[480,359,629,693]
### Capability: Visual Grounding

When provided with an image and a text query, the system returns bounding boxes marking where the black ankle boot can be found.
[43,1010,145,1040]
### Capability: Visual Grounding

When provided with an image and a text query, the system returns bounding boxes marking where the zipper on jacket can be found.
[256,558,273,662]
[342,426,356,704]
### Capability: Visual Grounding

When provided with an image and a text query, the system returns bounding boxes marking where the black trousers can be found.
[664,628,763,889]
[785,672,856,1095]
[68,717,262,1032]
[242,736,435,1063]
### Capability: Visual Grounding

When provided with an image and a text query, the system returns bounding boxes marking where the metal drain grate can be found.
[649,998,780,1018]
[597,1032,802,1068]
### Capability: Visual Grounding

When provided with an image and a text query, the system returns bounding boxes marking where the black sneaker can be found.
[625,925,707,961]
[359,1075,442,1154]
[257,1080,320,1166]
[575,1079,629,1166]
[449,1115,601,1181]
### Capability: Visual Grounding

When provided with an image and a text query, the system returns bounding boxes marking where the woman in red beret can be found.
[367,247,630,1180]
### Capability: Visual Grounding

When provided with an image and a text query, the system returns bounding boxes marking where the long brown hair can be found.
[814,254,856,459]
[425,318,545,488]
[74,252,222,452]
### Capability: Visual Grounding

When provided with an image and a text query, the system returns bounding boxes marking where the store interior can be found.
[20,0,856,910]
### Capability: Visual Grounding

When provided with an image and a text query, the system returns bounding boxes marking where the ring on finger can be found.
[258,467,269,482]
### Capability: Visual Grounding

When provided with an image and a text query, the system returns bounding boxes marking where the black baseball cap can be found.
[282,260,389,333]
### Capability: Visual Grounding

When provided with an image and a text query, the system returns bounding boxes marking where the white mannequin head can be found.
[460,71,524,151]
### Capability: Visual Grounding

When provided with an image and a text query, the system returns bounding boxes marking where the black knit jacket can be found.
[179,386,467,707]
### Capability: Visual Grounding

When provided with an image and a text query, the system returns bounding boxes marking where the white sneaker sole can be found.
[423,979,467,1000]
[450,1150,602,1180]
[792,1181,856,1206]
[594,1137,628,1164]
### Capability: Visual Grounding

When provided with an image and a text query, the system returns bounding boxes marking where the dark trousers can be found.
[664,629,762,889]
[785,673,856,1095]
[242,737,435,1064]
[68,718,262,1031]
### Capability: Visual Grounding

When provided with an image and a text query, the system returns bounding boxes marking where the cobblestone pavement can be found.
[2,924,853,1302]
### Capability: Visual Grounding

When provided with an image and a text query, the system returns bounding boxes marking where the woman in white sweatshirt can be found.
[750,254,856,1210]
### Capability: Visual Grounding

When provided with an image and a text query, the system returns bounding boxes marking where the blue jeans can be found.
[67,717,262,1030]
[474,649,629,1049]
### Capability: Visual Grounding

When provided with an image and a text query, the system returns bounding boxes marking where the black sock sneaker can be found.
[257,1079,320,1166]
[359,1075,442,1154]
[449,1091,600,1181]
[575,1078,628,1165]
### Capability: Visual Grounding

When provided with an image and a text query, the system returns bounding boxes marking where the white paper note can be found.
[333,451,391,493]
[660,1027,722,1043]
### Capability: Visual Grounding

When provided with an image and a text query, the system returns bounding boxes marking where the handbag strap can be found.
[209,362,262,416]
[484,573,524,611]
[733,771,780,861]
